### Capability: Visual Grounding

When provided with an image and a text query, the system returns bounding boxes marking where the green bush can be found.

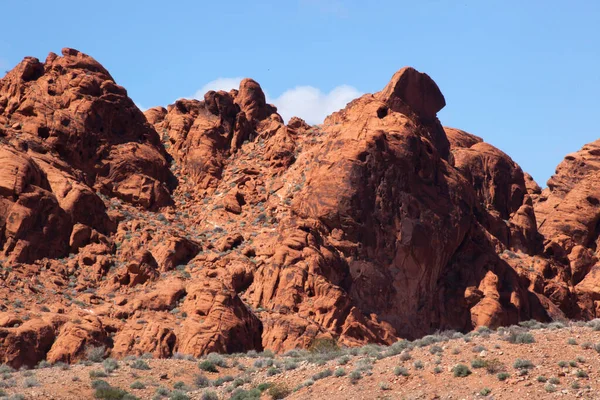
[194,374,209,388]
[452,364,471,377]
[200,391,218,400]
[229,388,261,400]
[131,360,150,370]
[130,381,145,390]
[497,372,510,381]
[508,332,535,344]
[267,383,291,399]
[485,358,505,374]
[312,368,333,381]
[349,370,362,384]
[168,391,189,400]
[513,359,534,369]
[94,386,136,400]
[198,360,218,373]
[91,380,110,390]
[471,358,486,369]
[90,370,108,378]
[86,346,106,363]
[103,359,119,373]
[394,366,409,376]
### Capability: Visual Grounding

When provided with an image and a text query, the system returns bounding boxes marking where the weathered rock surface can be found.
[2,49,600,367]
[0,48,173,263]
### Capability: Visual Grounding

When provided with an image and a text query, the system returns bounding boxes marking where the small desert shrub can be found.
[497,372,510,381]
[0,365,14,374]
[131,360,150,370]
[86,346,106,363]
[567,338,578,345]
[569,360,578,367]
[379,382,391,390]
[471,358,486,369]
[130,381,145,389]
[169,391,190,400]
[452,364,471,377]
[253,358,273,368]
[508,332,535,344]
[399,352,412,361]
[479,388,492,396]
[544,383,557,393]
[558,360,568,367]
[230,388,262,400]
[513,359,534,370]
[451,348,460,355]
[576,369,588,378]
[267,383,291,399]
[0,379,16,389]
[257,382,272,392]
[312,368,333,381]
[354,358,373,373]
[94,385,132,399]
[334,368,346,377]
[198,360,217,373]
[348,370,362,384]
[485,358,505,374]
[581,341,593,350]
[90,370,108,378]
[383,340,412,357]
[91,379,111,389]
[155,386,170,396]
[549,377,560,384]
[413,360,424,369]
[211,375,234,387]
[394,366,409,376]
[283,360,298,371]
[266,367,281,376]
[472,345,486,353]
[103,358,119,373]
[200,391,218,400]
[433,366,442,374]
[571,381,581,390]
[536,376,547,382]
[173,381,187,390]
[23,377,39,387]
[429,345,443,355]
[205,353,227,368]
[548,321,566,330]
[194,374,210,388]
[337,355,350,365]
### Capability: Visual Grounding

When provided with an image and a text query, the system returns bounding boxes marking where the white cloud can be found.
[193,77,244,100]
[268,85,361,125]
[193,78,361,125]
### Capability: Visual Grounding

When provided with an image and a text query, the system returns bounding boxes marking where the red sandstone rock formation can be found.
[1,48,599,368]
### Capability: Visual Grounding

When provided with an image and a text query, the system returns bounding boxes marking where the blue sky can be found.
[1,1,598,186]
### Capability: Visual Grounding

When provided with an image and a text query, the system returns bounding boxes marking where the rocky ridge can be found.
[0,49,599,371]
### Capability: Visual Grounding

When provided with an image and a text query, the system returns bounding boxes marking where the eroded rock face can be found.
[0,48,173,263]
[534,140,600,317]
[0,48,173,209]
[2,50,600,367]
[146,80,284,191]
[446,127,540,255]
